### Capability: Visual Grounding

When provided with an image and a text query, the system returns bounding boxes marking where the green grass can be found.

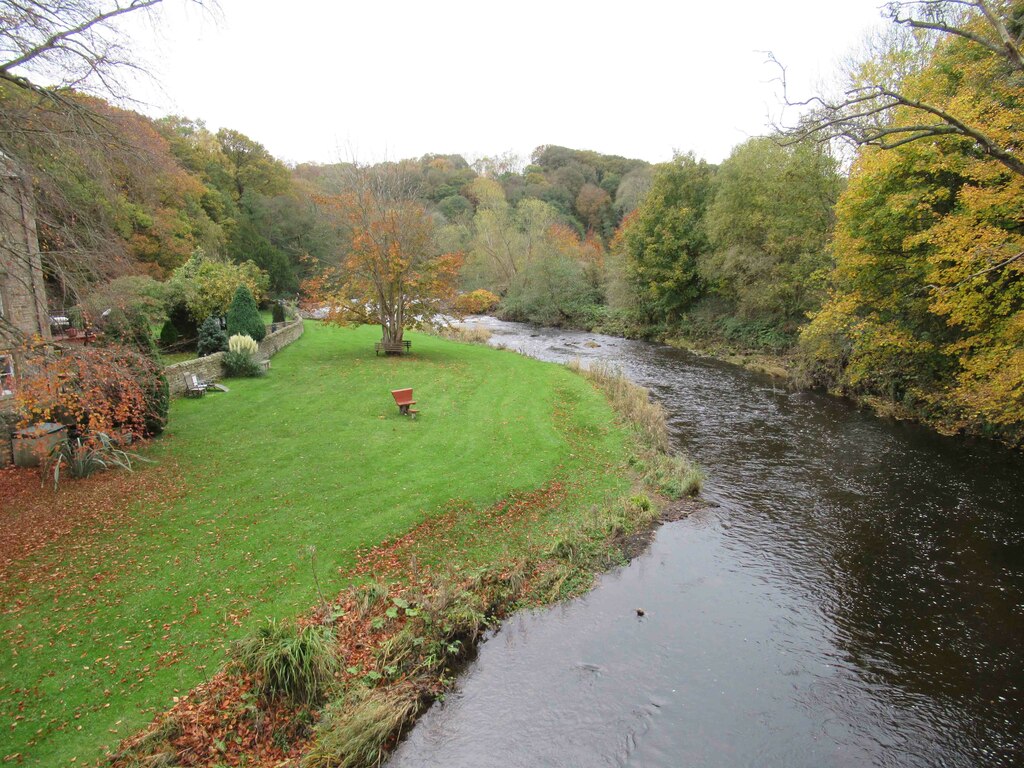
[0,322,630,766]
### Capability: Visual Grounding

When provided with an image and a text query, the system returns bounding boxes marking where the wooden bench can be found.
[391,388,419,417]
[375,340,412,356]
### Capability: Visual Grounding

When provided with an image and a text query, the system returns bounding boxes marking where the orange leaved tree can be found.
[304,176,462,345]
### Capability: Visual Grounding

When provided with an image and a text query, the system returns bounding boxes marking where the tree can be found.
[227,218,296,296]
[616,154,715,322]
[700,138,841,326]
[464,185,563,294]
[304,168,462,345]
[215,128,291,202]
[0,0,216,327]
[614,166,654,216]
[799,101,1024,441]
[0,1,192,98]
[166,249,269,325]
[778,1,1024,179]
[196,315,227,356]
[226,284,265,341]
[575,183,613,234]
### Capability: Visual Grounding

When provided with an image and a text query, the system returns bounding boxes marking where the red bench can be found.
[391,388,419,417]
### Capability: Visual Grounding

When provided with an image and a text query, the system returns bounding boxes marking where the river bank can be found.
[493,311,1022,449]
[102,327,701,768]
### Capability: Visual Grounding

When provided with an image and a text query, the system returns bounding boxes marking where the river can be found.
[387,318,1024,767]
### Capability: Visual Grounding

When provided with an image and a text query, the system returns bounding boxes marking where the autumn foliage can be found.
[453,289,500,315]
[14,340,169,442]
[799,15,1024,444]
[303,189,462,343]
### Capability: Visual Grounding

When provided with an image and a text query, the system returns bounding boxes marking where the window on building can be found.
[0,354,14,397]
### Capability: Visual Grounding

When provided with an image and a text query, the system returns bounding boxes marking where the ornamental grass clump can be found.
[223,333,263,377]
[233,619,339,705]
[229,333,259,355]
[47,431,151,489]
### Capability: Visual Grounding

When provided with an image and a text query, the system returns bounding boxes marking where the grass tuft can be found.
[233,619,339,705]
[303,684,422,768]
[633,453,705,498]
[431,323,493,345]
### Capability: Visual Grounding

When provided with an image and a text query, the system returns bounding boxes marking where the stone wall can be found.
[1,152,50,345]
[1,153,51,465]
[257,319,305,359]
[0,409,18,467]
[165,319,304,397]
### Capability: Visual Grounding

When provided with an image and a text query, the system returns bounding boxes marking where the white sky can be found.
[121,0,889,167]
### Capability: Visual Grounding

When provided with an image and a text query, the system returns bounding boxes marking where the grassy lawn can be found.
[0,322,630,766]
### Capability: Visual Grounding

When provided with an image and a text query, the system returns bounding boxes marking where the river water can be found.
[388,318,1024,768]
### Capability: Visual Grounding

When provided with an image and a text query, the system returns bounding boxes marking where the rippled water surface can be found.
[388,319,1024,767]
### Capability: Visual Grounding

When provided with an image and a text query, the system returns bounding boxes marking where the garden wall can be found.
[0,409,18,467]
[165,319,304,397]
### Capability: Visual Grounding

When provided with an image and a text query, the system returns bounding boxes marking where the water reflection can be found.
[388,318,1024,767]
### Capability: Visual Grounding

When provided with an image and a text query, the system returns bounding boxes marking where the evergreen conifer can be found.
[197,316,229,356]
[226,286,266,341]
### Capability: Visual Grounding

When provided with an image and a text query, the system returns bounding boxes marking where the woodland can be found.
[0,0,1021,448]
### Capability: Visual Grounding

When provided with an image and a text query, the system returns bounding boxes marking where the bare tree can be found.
[773,1,1024,178]
[0,1,214,99]
[0,0,214,324]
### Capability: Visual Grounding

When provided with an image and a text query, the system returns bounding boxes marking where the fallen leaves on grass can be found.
[0,462,184,583]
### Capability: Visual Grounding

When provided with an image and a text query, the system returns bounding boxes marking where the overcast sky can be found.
[123,0,889,167]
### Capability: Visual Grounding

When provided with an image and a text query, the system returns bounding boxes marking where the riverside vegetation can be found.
[0,322,700,767]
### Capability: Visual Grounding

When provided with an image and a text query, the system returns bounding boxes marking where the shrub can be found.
[100,308,159,356]
[271,302,286,323]
[453,289,500,315]
[499,256,601,326]
[222,349,263,378]
[233,619,339,705]
[226,285,266,341]
[158,320,179,348]
[167,301,198,342]
[434,324,492,345]
[636,453,704,498]
[144,372,170,437]
[228,333,258,355]
[197,316,228,356]
[16,340,169,440]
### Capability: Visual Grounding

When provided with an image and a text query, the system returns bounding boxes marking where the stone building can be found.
[1,152,51,463]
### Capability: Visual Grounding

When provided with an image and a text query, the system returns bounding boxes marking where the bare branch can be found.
[771,1,1024,179]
